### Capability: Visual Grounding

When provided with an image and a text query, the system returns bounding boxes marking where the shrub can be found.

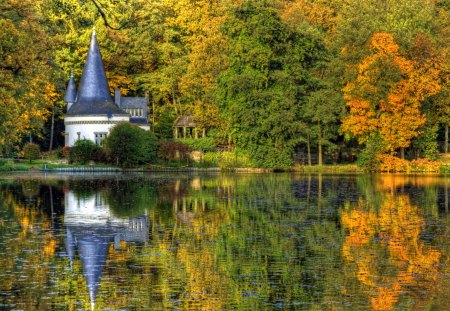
[376,154,409,173]
[410,158,441,172]
[140,130,158,163]
[175,137,217,151]
[22,143,40,163]
[105,123,158,167]
[158,140,191,162]
[0,159,14,171]
[56,146,70,159]
[68,139,101,164]
[203,150,254,168]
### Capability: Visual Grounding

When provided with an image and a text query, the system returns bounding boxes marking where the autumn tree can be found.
[0,0,59,154]
[342,33,441,162]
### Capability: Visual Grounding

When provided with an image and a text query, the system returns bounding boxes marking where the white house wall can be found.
[64,115,130,146]
[64,191,129,226]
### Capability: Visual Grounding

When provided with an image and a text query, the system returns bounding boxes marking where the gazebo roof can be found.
[174,114,197,128]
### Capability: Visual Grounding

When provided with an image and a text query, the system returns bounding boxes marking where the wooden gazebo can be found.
[173,114,205,139]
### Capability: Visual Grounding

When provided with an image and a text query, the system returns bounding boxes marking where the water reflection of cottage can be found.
[64,191,149,310]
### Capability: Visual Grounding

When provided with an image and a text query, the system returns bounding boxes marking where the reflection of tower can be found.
[64,191,149,310]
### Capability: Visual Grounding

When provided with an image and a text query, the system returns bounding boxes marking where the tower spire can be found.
[64,69,77,107]
[65,29,126,115]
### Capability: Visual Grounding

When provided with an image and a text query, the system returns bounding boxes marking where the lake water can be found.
[0,173,449,310]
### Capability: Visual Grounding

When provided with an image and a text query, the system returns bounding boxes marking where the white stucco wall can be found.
[64,115,130,146]
[64,191,128,226]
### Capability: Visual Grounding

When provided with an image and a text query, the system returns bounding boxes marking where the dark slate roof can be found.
[66,30,127,116]
[120,97,147,109]
[64,71,77,103]
[174,114,197,127]
[130,117,150,125]
[77,232,110,309]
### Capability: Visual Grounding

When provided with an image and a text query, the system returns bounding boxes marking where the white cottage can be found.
[64,30,150,147]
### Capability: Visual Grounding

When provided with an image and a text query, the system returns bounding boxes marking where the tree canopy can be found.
[1,0,449,168]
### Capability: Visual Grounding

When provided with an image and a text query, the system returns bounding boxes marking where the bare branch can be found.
[90,0,128,30]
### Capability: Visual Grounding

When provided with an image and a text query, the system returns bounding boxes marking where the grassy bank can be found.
[2,153,450,174]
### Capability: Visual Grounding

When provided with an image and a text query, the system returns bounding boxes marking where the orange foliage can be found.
[342,32,441,154]
[376,154,410,173]
[375,155,441,173]
[342,193,441,310]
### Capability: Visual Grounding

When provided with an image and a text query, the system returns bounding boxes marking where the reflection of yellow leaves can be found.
[342,193,441,310]
[173,196,231,310]
[43,239,56,257]
[374,174,449,191]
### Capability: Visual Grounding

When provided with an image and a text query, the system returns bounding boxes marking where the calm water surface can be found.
[0,173,449,310]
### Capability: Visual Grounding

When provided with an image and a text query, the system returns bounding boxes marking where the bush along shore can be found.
[4,133,450,174]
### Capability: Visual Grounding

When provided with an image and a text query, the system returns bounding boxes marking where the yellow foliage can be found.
[279,0,337,33]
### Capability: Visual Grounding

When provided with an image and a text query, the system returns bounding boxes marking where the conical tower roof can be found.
[77,232,110,309]
[66,30,127,116]
[64,71,77,103]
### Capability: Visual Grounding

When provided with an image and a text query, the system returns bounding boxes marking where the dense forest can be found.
[0,0,449,169]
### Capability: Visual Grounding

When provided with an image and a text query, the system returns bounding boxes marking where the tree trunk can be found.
[307,137,311,166]
[318,126,323,166]
[318,142,322,166]
[48,107,55,152]
[400,147,405,159]
[445,123,448,153]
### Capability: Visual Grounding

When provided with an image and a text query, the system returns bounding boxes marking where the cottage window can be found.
[94,132,107,146]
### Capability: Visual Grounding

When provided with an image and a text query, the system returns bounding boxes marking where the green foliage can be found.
[356,136,385,170]
[140,130,159,163]
[0,159,14,172]
[68,139,101,165]
[153,106,176,139]
[413,124,440,160]
[175,138,217,151]
[105,123,157,168]
[217,1,327,169]
[1,0,447,167]
[22,143,40,163]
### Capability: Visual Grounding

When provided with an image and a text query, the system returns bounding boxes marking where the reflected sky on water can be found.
[0,173,450,310]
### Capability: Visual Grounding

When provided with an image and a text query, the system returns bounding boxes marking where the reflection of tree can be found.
[0,187,58,310]
[171,176,232,310]
[1,174,449,310]
[342,193,441,310]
